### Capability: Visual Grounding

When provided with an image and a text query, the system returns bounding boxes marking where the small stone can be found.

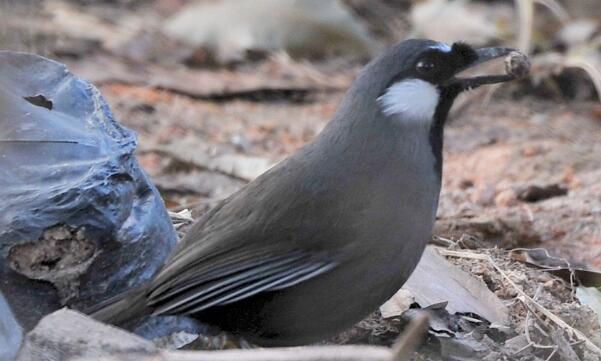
[544,279,558,290]
[494,189,518,207]
[521,146,541,157]
[471,264,489,276]
[536,273,553,283]
[495,287,518,299]
[471,184,496,206]
[459,179,474,189]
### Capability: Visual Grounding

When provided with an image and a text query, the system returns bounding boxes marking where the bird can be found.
[91,39,523,346]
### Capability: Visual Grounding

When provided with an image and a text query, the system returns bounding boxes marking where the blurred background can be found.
[0,0,599,266]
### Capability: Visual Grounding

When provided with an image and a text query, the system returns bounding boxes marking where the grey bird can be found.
[91,39,524,346]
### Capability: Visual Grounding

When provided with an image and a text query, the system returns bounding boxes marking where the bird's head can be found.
[325,39,526,176]
[340,39,522,128]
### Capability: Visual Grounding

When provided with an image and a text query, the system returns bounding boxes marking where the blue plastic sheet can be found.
[0,51,177,330]
[0,291,21,361]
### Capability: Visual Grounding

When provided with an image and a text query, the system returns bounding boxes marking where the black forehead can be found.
[386,41,479,86]
[419,42,478,68]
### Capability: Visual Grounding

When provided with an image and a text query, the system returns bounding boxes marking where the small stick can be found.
[389,312,429,361]
[437,249,601,356]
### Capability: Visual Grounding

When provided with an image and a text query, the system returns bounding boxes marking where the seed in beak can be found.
[505,51,531,79]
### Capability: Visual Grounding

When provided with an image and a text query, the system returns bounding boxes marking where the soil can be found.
[103,85,601,267]
[1,0,600,360]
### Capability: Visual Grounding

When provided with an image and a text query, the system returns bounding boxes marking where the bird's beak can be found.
[445,47,526,90]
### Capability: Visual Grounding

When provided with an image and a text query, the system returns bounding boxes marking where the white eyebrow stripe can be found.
[430,43,452,52]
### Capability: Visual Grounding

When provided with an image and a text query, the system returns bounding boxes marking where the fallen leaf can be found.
[576,287,601,328]
[510,248,601,287]
[402,246,509,325]
[380,289,414,319]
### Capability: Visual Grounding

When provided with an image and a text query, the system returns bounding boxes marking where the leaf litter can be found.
[1,0,600,360]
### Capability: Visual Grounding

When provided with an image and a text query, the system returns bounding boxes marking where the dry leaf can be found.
[380,289,414,319]
[576,287,601,328]
[402,246,509,325]
[510,248,601,287]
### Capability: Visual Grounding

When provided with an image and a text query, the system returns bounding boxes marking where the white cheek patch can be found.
[377,79,440,122]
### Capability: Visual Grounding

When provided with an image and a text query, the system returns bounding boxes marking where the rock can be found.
[558,19,599,46]
[17,309,393,361]
[15,309,158,361]
[162,0,379,63]
[494,189,518,207]
[0,51,177,330]
[410,0,511,46]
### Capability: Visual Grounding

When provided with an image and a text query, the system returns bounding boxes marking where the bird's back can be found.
[143,117,441,345]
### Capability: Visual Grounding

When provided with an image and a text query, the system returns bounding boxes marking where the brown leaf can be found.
[401,247,509,325]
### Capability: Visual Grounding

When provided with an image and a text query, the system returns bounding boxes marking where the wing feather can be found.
[148,253,300,303]
[183,262,335,315]
[148,253,337,316]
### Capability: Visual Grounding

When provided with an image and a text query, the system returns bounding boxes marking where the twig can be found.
[389,312,429,361]
[24,306,432,361]
[171,199,216,212]
[513,342,533,355]
[544,347,558,361]
[168,209,195,223]
[523,286,556,350]
[514,0,534,54]
[437,248,601,356]
[165,346,392,361]
[533,0,570,23]
[549,328,582,361]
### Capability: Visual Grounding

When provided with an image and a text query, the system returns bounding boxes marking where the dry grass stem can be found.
[437,248,601,357]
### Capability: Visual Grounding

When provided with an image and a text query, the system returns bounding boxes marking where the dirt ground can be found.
[98,83,601,267]
[1,0,600,360]
[2,0,599,267]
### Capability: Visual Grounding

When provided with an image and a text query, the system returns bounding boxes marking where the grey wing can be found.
[146,158,345,316]
[147,249,338,316]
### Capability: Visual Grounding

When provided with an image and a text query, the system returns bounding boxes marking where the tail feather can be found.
[87,288,150,326]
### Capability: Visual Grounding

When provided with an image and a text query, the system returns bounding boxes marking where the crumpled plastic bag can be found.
[0,291,21,361]
[0,51,177,330]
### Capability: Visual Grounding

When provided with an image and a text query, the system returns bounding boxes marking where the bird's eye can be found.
[416,60,436,75]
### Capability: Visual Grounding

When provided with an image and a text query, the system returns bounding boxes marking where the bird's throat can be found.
[429,89,460,179]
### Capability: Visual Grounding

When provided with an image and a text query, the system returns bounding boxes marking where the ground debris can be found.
[517,184,569,203]
[16,309,408,361]
[1,1,600,359]
[8,225,96,304]
[392,246,509,325]
[439,248,601,360]
[335,245,601,360]
[434,211,541,249]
